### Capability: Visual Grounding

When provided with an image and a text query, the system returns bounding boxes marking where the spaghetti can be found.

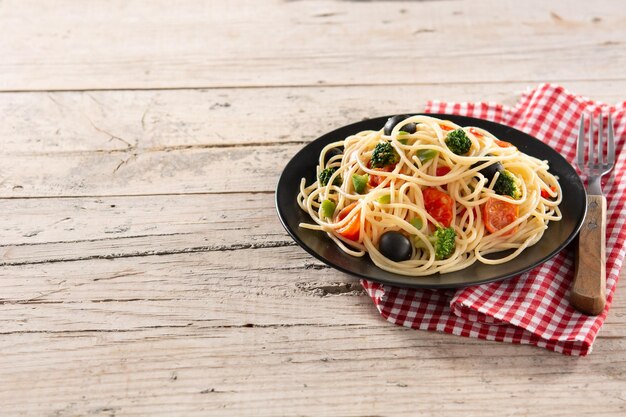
[297,115,562,276]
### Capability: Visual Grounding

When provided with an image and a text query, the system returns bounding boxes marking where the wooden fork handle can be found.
[571,195,607,315]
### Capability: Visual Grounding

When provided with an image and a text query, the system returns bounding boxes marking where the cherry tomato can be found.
[483,198,519,236]
[367,161,396,187]
[458,206,477,218]
[422,187,454,227]
[541,186,557,199]
[435,166,451,190]
[336,202,361,241]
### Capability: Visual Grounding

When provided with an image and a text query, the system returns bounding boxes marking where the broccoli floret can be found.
[429,226,457,260]
[370,142,400,168]
[319,167,341,187]
[493,169,522,199]
[445,129,472,155]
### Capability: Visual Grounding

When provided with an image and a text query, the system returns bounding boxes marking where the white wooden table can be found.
[1,1,625,415]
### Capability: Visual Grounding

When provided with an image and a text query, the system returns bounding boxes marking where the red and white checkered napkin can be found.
[361,84,626,356]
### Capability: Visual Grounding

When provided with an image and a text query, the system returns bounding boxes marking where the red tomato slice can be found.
[336,202,360,241]
[494,139,513,148]
[422,187,454,227]
[458,207,478,220]
[435,166,451,190]
[469,127,484,137]
[483,198,519,236]
[541,186,557,199]
[368,163,396,187]
[436,166,451,176]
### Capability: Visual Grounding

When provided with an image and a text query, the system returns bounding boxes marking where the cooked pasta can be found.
[296,115,562,276]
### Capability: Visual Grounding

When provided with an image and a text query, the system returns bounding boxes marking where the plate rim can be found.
[275,113,586,289]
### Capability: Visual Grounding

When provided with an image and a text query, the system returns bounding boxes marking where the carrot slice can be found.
[336,202,361,241]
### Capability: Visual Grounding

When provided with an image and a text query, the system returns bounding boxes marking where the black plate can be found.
[275,114,586,289]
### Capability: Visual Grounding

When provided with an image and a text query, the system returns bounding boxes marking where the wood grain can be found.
[0,250,624,416]
[1,0,625,91]
[2,83,626,198]
[0,194,291,265]
[0,144,298,197]
[0,327,624,417]
[572,195,607,315]
[3,81,626,154]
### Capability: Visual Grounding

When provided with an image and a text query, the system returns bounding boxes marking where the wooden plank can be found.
[0,325,624,417]
[0,248,624,415]
[1,0,625,91]
[4,81,625,198]
[0,194,288,263]
[0,247,362,333]
[0,190,622,336]
[0,245,623,331]
[0,143,298,197]
[1,192,625,308]
[3,81,626,154]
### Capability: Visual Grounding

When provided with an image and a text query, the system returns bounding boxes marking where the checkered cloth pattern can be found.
[361,84,626,356]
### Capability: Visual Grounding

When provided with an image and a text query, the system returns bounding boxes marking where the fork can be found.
[571,114,615,315]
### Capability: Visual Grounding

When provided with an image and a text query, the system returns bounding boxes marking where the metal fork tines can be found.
[577,114,616,195]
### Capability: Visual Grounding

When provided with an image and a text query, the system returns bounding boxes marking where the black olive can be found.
[471,156,504,182]
[323,147,344,165]
[384,115,417,136]
[379,231,412,262]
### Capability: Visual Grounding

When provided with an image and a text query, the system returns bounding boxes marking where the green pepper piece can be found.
[415,149,438,163]
[351,174,368,194]
[377,194,391,204]
[321,199,336,218]
[410,217,423,231]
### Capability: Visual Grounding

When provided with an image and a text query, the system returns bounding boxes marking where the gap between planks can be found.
[3,77,626,94]
[0,190,275,200]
